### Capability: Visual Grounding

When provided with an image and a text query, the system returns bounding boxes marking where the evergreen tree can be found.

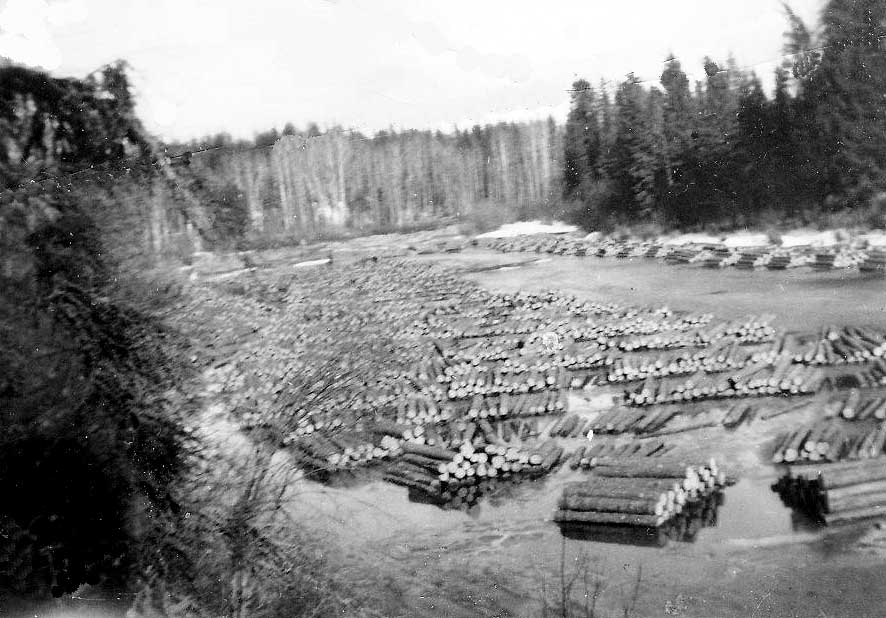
[734,74,770,216]
[807,0,886,203]
[659,58,695,221]
[607,74,653,218]
[563,79,601,198]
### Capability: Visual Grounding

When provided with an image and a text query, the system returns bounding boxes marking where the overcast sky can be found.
[0,0,824,141]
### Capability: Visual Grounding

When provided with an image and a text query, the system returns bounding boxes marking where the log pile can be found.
[772,417,886,464]
[644,244,663,258]
[624,362,824,406]
[553,457,728,528]
[812,252,836,271]
[702,246,732,268]
[792,326,886,366]
[734,249,765,269]
[567,441,679,470]
[663,247,698,265]
[481,232,878,274]
[559,491,724,546]
[384,439,563,508]
[859,248,886,274]
[773,459,886,524]
[766,253,792,270]
[607,341,778,384]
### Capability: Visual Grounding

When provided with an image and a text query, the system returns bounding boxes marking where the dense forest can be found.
[561,0,886,231]
[0,58,347,617]
[166,120,562,246]
[0,60,191,598]
[157,0,886,246]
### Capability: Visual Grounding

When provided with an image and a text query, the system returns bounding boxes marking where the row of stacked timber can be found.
[553,457,729,528]
[792,326,886,365]
[772,417,886,464]
[624,362,824,406]
[566,442,680,470]
[559,490,724,546]
[734,249,765,269]
[702,246,732,268]
[479,234,883,274]
[773,459,886,524]
[860,248,886,273]
[766,253,792,270]
[606,342,778,383]
[383,439,564,507]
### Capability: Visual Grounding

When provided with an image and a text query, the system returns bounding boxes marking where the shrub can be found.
[206,182,250,247]
[457,199,517,236]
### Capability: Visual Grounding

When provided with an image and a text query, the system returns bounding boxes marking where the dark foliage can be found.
[0,60,189,600]
[563,0,886,231]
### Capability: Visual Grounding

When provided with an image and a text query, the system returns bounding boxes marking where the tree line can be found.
[166,119,562,247]
[167,0,885,247]
[563,0,886,231]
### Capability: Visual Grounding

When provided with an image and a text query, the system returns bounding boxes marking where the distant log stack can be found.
[553,457,728,528]
[702,246,732,268]
[766,252,792,270]
[735,249,764,269]
[773,459,886,525]
[859,248,886,274]
[772,417,886,464]
[812,252,836,271]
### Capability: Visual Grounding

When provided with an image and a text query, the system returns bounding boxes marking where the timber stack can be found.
[734,249,765,269]
[384,438,563,509]
[702,246,732,268]
[553,457,728,528]
[766,252,792,270]
[812,251,836,271]
[773,459,886,525]
[859,248,886,274]
[772,416,886,464]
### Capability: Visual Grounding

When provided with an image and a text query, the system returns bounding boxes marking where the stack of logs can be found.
[625,362,823,406]
[384,439,564,508]
[766,253,792,270]
[553,457,727,528]
[773,459,886,524]
[772,417,886,464]
[567,440,679,470]
[792,326,886,366]
[860,248,886,274]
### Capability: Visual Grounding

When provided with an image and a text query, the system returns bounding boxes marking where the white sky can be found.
[0,0,824,141]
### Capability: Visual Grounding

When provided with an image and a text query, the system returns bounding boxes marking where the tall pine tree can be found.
[563,79,602,199]
[808,0,886,204]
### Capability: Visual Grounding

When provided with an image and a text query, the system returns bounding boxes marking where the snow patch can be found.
[862,232,886,247]
[294,258,331,268]
[723,233,769,248]
[661,233,721,246]
[476,220,577,239]
[780,230,839,248]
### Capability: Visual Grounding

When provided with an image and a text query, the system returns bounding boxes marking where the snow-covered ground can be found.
[722,233,770,248]
[661,233,721,246]
[862,232,886,247]
[477,220,885,249]
[294,257,332,268]
[780,230,840,247]
[475,220,577,238]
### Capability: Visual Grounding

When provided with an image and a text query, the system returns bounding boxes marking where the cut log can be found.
[823,505,886,525]
[593,462,694,480]
[401,442,456,461]
[818,460,886,489]
[553,509,665,527]
[558,495,666,516]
